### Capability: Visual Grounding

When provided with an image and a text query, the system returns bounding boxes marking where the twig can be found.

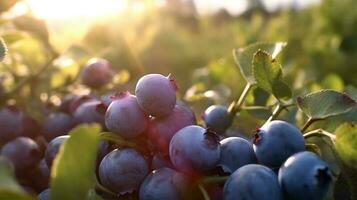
[198,183,210,200]
[228,83,252,117]
[301,118,322,133]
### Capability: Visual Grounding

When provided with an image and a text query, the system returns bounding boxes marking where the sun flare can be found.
[26,0,128,20]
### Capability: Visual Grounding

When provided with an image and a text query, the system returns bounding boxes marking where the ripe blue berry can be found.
[169,125,221,175]
[0,137,42,172]
[139,167,190,200]
[218,137,257,173]
[21,159,50,192]
[99,148,149,194]
[101,92,116,107]
[278,151,333,200]
[135,74,177,117]
[73,101,107,129]
[45,135,69,168]
[42,112,74,142]
[67,94,98,114]
[18,114,41,139]
[105,92,148,138]
[151,153,173,170]
[203,105,232,134]
[0,106,23,144]
[223,164,283,200]
[148,103,196,154]
[81,58,113,89]
[253,120,305,168]
[38,188,50,200]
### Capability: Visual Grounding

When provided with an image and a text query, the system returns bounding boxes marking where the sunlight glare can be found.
[26,0,128,20]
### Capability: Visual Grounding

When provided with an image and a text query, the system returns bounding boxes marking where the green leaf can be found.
[0,157,34,200]
[51,124,102,200]
[253,87,270,106]
[345,85,357,101]
[335,123,357,168]
[252,50,291,99]
[0,38,7,62]
[233,42,287,84]
[297,90,356,120]
[272,80,292,99]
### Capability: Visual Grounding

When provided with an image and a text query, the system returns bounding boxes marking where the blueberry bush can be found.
[1,1,357,200]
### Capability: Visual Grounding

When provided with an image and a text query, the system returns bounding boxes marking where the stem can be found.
[100,132,137,148]
[301,118,321,133]
[96,179,117,197]
[266,104,282,123]
[265,102,295,124]
[228,83,252,116]
[202,176,229,185]
[303,129,336,143]
[241,106,271,110]
[198,183,210,200]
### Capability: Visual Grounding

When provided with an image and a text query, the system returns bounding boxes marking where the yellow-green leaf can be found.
[233,42,287,84]
[50,124,102,200]
[0,157,34,200]
[252,50,291,99]
[335,123,357,168]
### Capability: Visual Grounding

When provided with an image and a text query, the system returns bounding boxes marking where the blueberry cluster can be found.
[0,71,333,200]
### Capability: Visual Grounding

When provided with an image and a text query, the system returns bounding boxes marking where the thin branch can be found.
[198,183,210,200]
[202,176,229,185]
[303,129,336,143]
[228,83,252,117]
[301,118,322,133]
[95,179,117,197]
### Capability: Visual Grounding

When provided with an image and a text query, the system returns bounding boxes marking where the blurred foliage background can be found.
[0,0,357,133]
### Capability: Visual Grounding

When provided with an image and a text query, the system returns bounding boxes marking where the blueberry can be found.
[223,164,283,200]
[151,153,173,170]
[73,101,107,129]
[58,94,78,113]
[99,148,149,194]
[0,137,42,172]
[18,114,41,139]
[169,125,221,175]
[253,120,305,168]
[0,106,23,144]
[42,112,74,142]
[0,107,41,142]
[278,151,333,200]
[67,94,98,114]
[96,140,111,176]
[105,92,148,138]
[135,74,177,117]
[96,140,111,165]
[148,103,196,154]
[101,92,116,107]
[20,159,50,192]
[81,58,113,89]
[139,167,190,200]
[45,135,69,168]
[38,188,50,200]
[218,137,257,174]
[203,105,232,134]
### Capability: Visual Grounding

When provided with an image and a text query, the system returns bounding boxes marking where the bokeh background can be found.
[0,0,357,132]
